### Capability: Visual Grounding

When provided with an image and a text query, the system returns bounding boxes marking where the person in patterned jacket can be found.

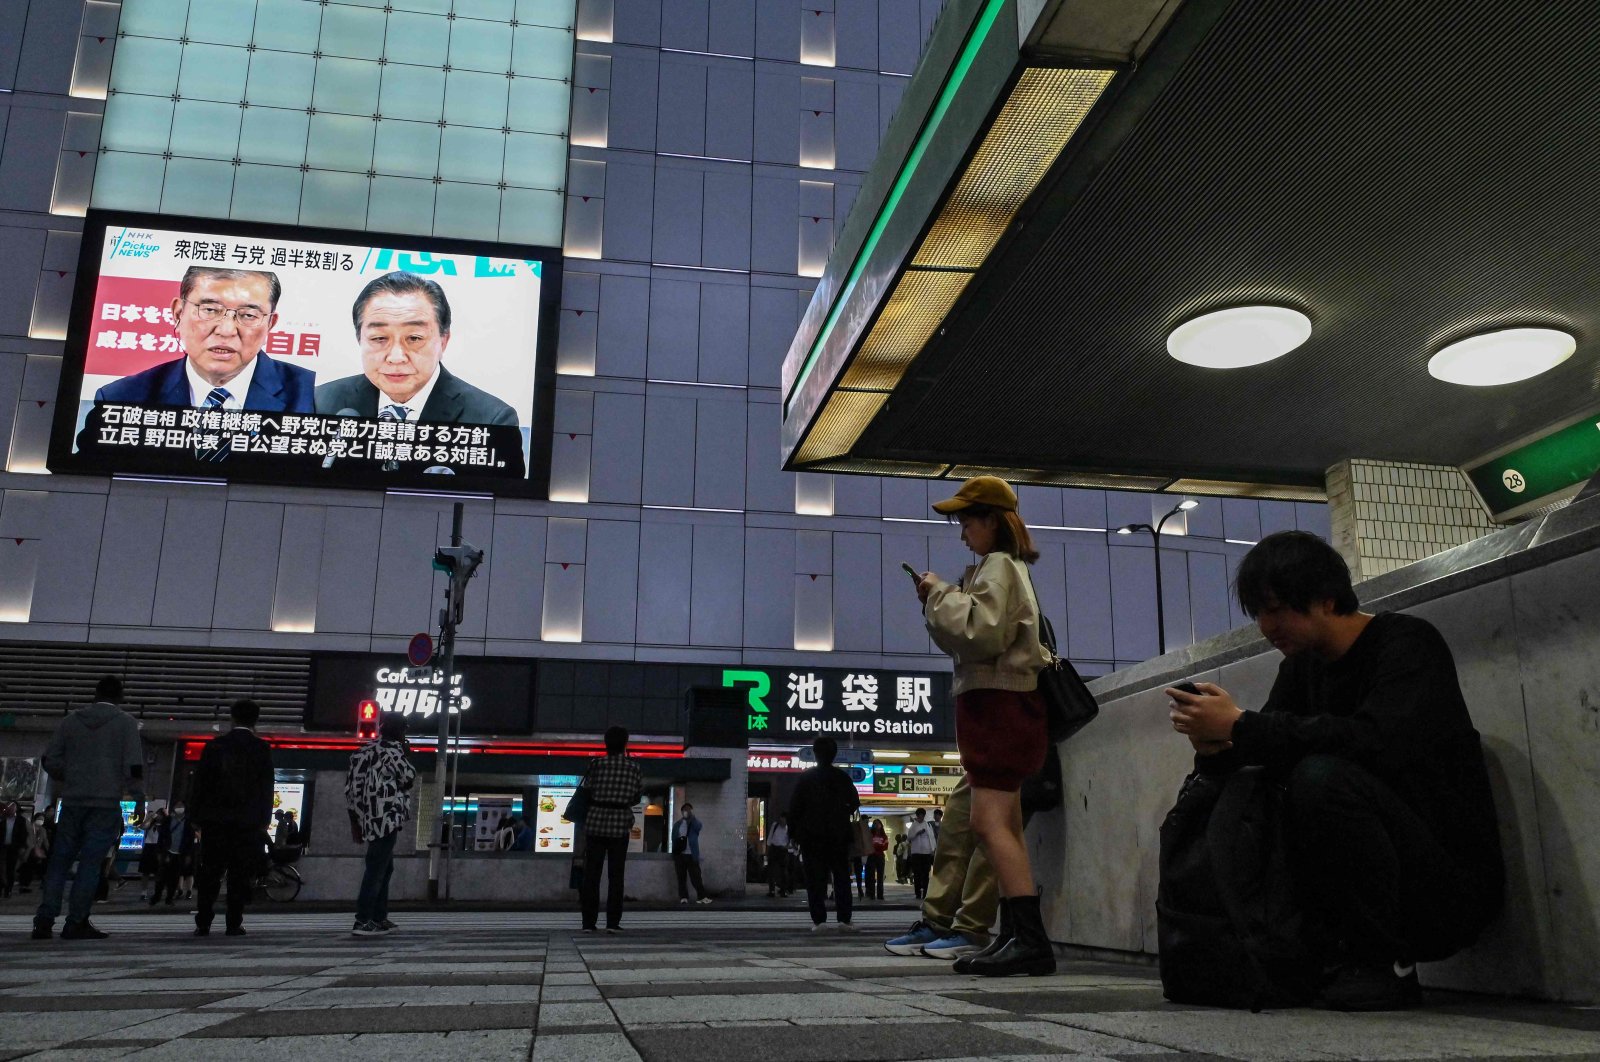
[346,713,416,937]
[579,725,644,933]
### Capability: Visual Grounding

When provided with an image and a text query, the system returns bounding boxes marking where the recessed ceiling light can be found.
[1428,327,1576,386]
[1167,306,1312,369]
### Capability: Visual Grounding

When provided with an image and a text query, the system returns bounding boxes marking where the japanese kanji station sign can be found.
[721,667,954,744]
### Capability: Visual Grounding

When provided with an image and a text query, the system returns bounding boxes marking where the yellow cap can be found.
[931,475,1018,514]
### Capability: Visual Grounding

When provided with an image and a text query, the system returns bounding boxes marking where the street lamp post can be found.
[1117,500,1198,657]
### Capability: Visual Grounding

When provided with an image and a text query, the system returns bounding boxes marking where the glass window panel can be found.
[339,0,388,7]
[438,125,505,184]
[508,76,569,135]
[453,0,514,19]
[160,157,236,216]
[117,0,190,39]
[300,168,371,228]
[367,175,439,236]
[312,57,382,115]
[168,99,243,160]
[373,118,441,178]
[378,63,446,122]
[318,5,386,60]
[383,11,449,67]
[186,0,256,46]
[512,25,573,80]
[246,50,316,109]
[305,112,376,171]
[91,150,168,212]
[503,131,564,190]
[238,106,311,166]
[177,43,250,103]
[500,186,563,245]
[434,181,501,240]
[448,19,512,73]
[251,0,325,52]
[390,0,451,12]
[232,164,304,224]
[444,70,509,127]
[517,0,577,30]
[108,36,183,96]
[100,94,174,154]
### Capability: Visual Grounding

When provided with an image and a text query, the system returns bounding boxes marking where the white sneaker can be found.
[679,898,690,904]
[837,921,859,933]
[696,897,713,905]
[811,921,834,932]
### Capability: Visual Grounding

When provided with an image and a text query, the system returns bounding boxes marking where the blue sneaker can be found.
[884,919,943,956]
[922,931,984,959]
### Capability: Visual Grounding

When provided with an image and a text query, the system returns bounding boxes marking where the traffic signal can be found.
[357,699,379,740]
[432,544,485,625]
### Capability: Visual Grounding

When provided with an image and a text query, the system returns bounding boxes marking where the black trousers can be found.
[1287,754,1499,964]
[673,853,707,900]
[581,834,629,929]
[195,827,262,931]
[766,849,791,895]
[907,853,933,899]
[865,853,885,899]
[799,843,853,926]
[154,850,189,902]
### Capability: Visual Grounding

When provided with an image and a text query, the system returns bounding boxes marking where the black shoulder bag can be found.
[563,764,594,827]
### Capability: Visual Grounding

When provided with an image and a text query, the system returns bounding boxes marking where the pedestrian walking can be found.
[150,803,195,906]
[788,736,860,932]
[905,808,937,899]
[672,803,712,904]
[32,676,144,941]
[765,814,792,897]
[893,833,909,883]
[1,802,26,898]
[866,819,888,900]
[346,712,416,937]
[188,699,275,937]
[17,813,51,893]
[136,807,165,901]
[579,726,644,933]
[915,475,1056,976]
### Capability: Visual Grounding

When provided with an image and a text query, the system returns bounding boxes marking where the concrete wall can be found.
[1037,543,1600,1003]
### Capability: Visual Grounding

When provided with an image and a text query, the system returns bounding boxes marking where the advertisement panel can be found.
[308,653,536,737]
[50,211,560,496]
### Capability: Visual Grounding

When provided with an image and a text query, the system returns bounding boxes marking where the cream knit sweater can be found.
[924,551,1052,696]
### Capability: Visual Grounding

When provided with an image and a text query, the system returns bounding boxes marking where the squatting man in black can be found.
[1165,531,1502,1011]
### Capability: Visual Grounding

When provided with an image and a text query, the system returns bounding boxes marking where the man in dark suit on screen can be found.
[314,271,524,476]
[95,267,314,414]
[187,698,275,937]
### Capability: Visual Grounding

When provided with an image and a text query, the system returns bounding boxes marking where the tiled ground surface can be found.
[1,910,1598,1061]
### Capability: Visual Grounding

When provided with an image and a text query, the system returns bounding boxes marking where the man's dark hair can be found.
[95,675,123,703]
[230,698,261,727]
[380,712,407,740]
[1233,530,1360,618]
[813,736,837,765]
[352,271,452,337]
[682,803,694,813]
[179,266,282,311]
[604,725,629,755]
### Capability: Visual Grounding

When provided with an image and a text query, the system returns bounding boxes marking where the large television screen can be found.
[50,211,560,496]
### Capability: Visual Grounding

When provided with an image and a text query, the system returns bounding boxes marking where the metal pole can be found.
[426,502,464,902]
[444,682,465,899]
[1152,524,1166,656]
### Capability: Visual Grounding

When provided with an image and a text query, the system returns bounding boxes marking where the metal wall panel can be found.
[211,501,285,632]
[701,169,752,270]
[151,497,226,630]
[636,518,694,645]
[647,278,701,381]
[484,514,548,642]
[316,506,383,635]
[693,395,746,510]
[641,394,697,505]
[698,281,748,385]
[589,392,647,503]
[652,166,705,265]
[583,519,641,643]
[597,273,651,377]
[90,495,168,628]
[690,522,743,645]
[832,531,883,653]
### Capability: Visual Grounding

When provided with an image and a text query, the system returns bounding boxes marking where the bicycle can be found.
[255,844,304,902]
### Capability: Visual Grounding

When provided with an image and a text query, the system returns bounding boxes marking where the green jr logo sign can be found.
[722,670,771,732]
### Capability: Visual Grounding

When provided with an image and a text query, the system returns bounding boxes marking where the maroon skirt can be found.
[955,687,1048,792]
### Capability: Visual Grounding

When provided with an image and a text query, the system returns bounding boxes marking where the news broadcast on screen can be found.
[49,211,561,496]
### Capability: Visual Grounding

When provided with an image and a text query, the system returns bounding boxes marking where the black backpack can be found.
[1156,766,1323,1011]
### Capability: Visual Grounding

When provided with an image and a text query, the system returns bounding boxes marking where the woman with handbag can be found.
[915,475,1055,977]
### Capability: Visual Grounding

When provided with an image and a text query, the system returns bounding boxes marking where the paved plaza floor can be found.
[1,909,1598,1061]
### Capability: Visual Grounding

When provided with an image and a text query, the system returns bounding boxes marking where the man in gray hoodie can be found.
[33,676,143,941]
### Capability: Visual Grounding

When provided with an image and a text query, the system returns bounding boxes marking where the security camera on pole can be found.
[425,502,484,902]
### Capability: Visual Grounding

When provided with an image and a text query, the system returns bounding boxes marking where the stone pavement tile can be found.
[332,973,544,988]
[1427,1001,1600,1034]
[85,1012,239,1042]
[198,990,310,1010]
[545,973,595,986]
[945,986,1198,1015]
[0,1010,178,1052]
[546,963,589,973]
[6,1049,147,1061]
[122,1029,535,1060]
[267,984,538,1009]
[539,986,602,1001]
[592,966,831,986]
[0,994,234,1013]
[352,962,545,975]
[186,1003,537,1038]
[601,980,834,1000]
[103,966,331,980]
[894,995,1013,1018]
[11,977,294,996]
[976,1020,1177,1055]
[531,1031,643,1062]
[791,1015,959,1026]
[611,991,934,1026]
[1052,1010,1600,1061]
[625,1020,1091,1062]
[538,1002,617,1028]
[588,958,743,971]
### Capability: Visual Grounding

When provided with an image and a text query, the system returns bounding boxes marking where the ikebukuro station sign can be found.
[721,668,954,743]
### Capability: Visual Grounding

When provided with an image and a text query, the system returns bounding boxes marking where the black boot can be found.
[954,898,1014,973]
[966,894,1055,977]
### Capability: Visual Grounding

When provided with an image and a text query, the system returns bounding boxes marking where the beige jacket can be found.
[924,552,1052,696]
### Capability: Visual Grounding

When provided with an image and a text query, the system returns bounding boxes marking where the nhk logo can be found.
[722,670,770,732]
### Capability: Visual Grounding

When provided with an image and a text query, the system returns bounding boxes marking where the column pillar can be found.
[1326,459,1498,582]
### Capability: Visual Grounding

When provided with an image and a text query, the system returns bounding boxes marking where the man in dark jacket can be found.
[1167,532,1503,1011]
[787,736,860,931]
[188,699,275,937]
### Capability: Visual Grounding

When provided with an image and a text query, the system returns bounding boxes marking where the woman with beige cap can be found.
[915,475,1055,977]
